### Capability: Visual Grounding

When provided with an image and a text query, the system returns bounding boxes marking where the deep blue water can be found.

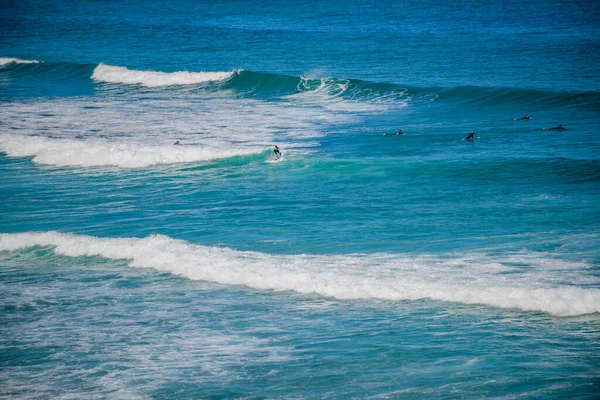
[1,0,599,398]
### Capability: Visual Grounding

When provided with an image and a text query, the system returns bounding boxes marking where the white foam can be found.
[91,63,236,87]
[286,76,406,113]
[0,92,344,168]
[2,231,599,317]
[0,133,260,168]
[0,57,40,66]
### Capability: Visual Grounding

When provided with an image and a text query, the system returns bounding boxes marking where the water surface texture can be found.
[1,0,599,398]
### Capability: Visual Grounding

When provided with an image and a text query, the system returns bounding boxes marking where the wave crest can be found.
[0,57,41,66]
[91,63,236,87]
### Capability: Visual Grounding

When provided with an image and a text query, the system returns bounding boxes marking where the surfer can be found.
[383,129,404,136]
[273,145,281,158]
[173,140,182,146]
[514,115,531,120]
[544,124,566,131]
[463,131,475,141]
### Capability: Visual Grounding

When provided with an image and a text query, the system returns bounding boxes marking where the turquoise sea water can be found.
[1,0,600,398]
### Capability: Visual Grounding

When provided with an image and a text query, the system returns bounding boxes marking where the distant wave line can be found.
[2,57,599,108]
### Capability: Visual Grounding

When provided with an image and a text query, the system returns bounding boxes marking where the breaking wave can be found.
[0,133,261,168]
[91,63,237,87]
[0,57,40,66]
[2,57,598,110]
[1,231,598,317]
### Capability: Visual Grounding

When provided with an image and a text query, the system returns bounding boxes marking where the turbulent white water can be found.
[0,133,261,167]
[2,231,598,316]
[0,90,355,167]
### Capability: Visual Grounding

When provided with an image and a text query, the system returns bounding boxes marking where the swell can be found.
[1,59,598,110]
[0,60,95,80]
[1,231,599,317]
[298,156,600,187]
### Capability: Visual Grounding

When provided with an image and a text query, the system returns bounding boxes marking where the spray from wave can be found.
[91,63,236,87]
[283,75,408,112]
[1,231,598,317]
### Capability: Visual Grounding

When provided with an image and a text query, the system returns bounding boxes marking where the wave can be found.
[431,85,600,110]
[88,64,405,111]
[0,133,262,168]
[1,231,598,317]
[91,63,237,87]
[223,72,600,111]
[0,57,40,66]
[2,58,598,109]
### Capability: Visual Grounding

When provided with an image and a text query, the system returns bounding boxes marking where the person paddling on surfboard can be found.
[463,131,475,141]
[383,129,404,136]
[173,140,182,146]
[514,115,531,120]
[273,145,281,159]
[544,124,566,131]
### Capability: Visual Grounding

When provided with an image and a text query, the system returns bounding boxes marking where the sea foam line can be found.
[0,133,261,168]
[1,231,598,317]
[91,63,236,87]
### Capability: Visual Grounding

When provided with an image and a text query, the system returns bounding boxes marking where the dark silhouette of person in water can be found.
[547,124,566,131]
[174,140,182,146]
[383,129,404,136]
[463,131,475,141]
[273,145,281,158]
[515,115,531,120]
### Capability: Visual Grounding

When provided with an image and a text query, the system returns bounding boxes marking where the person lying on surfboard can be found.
[173,140,182,146]
[463,131,475,141]
[383,129,403,136]
[514,115,531,120]
[545,124,566,131]
[273,145,281,158]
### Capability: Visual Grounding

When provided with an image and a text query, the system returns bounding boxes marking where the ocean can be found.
[1,0,599,398]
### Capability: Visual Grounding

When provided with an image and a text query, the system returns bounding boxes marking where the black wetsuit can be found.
[464,132,474,141]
